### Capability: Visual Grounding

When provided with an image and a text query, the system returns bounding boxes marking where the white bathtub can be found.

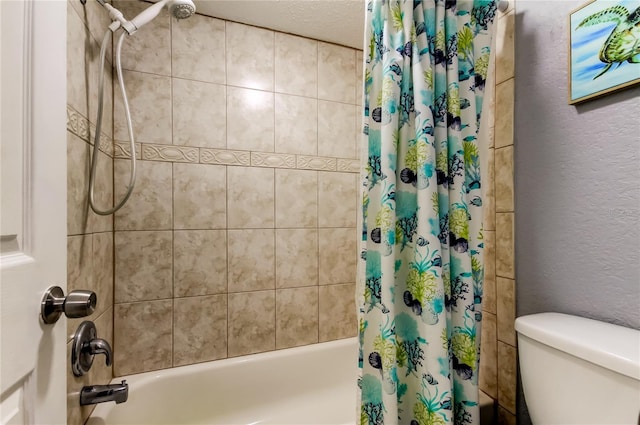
[86,338,358,425]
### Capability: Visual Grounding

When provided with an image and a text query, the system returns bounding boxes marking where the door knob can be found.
[41,286,97,324]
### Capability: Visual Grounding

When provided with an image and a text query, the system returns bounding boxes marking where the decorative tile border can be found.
[150,148,355,173]
[142,144,199,163]
[297,155,337,171]
[67,105,113,157]
[68,104,360,173]
[200,148,250,166]
[337,159,360,173]
[114,141,141,159]
[251,152,295,169]
[66,105,88,140]
[90,125,114,157]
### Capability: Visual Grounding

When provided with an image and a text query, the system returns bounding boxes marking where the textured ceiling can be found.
[193,0,365,49]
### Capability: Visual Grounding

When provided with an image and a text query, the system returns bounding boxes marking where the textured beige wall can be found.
[479,2,517,424]
[108,0,362,378]
[66,0,116,423]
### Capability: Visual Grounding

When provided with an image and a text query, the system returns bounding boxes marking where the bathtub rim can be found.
[105,336,357,387]
[89,336,496,425]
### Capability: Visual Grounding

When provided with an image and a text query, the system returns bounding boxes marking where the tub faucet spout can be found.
[80,380,128,405]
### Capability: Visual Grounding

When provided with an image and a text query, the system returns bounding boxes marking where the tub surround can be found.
[110,0,362,377]
[66,0,362,421]
[66,1,116,424]
[478,3,517,424]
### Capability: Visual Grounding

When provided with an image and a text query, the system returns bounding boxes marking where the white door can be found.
[0,1,67,424]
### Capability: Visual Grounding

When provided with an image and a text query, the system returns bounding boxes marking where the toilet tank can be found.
[516,313,640,425]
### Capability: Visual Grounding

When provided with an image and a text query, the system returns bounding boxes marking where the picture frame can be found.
[568,0,640,104]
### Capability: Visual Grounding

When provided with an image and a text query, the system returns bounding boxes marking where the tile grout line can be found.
[273,165,277,350]
[316,146,321,338]
[225,21,230,358]
[169,15,175,369]
[223,18,230,361]
[315,41,319,156]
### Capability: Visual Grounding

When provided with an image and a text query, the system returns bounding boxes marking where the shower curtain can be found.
[357,0,497,424]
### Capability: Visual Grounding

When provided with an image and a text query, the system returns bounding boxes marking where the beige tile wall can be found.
[479,4,517,424]
[111,0,361,377]
[66,1,115,424]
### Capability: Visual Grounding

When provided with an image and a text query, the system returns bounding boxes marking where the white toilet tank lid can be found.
[515,313,640,380]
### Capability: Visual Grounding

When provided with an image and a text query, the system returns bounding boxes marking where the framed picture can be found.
[568,0,640,104]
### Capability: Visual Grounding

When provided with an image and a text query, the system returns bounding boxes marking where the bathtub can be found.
[86,338,358,425]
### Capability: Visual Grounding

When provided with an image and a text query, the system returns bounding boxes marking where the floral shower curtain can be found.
[357,0,497,424]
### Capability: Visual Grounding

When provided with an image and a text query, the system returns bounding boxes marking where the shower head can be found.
[168,0,196,20]
[129,0,196,32]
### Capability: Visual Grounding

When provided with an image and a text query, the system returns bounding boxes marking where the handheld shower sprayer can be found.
[101,0,196,35]
[88,0,196,215]
[129,0,196,32]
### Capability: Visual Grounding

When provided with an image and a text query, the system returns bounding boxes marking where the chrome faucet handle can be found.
[88,338,112,367]
[72,321,112,376]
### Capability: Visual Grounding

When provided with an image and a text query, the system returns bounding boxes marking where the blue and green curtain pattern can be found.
[357,0,497,424]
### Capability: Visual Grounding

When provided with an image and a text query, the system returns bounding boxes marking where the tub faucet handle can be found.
[72,321,112,376]
[88,338,112,367]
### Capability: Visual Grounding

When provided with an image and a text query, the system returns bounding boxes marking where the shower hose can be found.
[88,29,136,215]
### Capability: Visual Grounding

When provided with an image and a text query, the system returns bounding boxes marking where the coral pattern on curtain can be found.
[357,0,497,424]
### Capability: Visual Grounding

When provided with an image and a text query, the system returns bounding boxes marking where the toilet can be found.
[516,312,640,424]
